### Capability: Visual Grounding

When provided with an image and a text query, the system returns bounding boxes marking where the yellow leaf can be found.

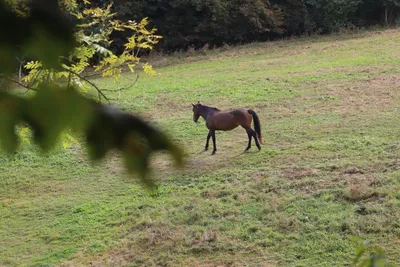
[61,132,79,149]
[128,64,136,72]
[143,63,156,76]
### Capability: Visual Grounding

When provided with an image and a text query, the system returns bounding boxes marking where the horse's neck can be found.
[200,106,218,120]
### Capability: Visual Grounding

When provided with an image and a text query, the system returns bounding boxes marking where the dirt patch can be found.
[331,74,400,115]
[252,172,267,183]
[320,42,346,51]
[383,159,400,172]
[342,185,386,202]
[341,173,378,187]
[281,168,320,180]
[343,167,364,175]
[61,226,187,267]
[61,226,267,267]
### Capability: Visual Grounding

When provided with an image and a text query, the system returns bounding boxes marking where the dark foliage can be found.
[101,0,400,51]
[0,0,75,74]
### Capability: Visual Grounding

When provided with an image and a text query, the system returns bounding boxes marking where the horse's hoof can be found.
[211,151,216,155]
[204,148,208,152]
[257,146,261,151]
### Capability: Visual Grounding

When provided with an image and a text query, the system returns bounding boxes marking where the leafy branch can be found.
[10,0,162,100]
[0,0,183,183]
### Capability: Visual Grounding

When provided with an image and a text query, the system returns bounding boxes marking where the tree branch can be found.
[0,74,38,92]
[67,69,110,103]
[101,73,139,92]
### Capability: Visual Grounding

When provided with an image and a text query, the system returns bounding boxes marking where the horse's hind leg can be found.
[245,128,261,151]
[211,130,217,155]
[245,129,252,151]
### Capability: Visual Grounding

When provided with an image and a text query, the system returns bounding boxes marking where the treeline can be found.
[101,0,400,51]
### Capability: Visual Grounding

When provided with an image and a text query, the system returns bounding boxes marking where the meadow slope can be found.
[1,29,400,266]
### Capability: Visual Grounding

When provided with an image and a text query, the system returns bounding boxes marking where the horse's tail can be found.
[248,109,263,144]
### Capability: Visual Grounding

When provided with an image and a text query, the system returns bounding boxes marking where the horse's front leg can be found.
[204,131,211,151]
[211,130,217,155]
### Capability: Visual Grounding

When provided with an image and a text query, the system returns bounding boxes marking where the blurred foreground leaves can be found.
[0,0,183,186]
[352,238,394,267]
[0,85,183,186]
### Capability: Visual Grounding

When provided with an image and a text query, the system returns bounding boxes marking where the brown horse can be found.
[192,102,263,155]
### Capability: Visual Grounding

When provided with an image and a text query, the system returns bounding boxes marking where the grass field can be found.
[1,29,400,266]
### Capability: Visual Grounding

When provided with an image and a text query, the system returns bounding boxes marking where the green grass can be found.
[1,29,400,266]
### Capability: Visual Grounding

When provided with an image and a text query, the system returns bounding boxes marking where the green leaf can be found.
[0,93,24,152]
[92,43,113,56]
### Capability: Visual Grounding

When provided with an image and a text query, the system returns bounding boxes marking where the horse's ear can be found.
[197,101,200,104]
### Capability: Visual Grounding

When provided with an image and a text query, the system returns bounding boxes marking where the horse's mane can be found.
[200,104,220,112]
[196,103,221,114]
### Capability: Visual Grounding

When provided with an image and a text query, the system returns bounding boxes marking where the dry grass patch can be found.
[281,168,320,180]
[329,74,400,115]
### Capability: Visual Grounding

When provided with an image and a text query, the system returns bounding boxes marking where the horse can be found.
[192,102,263,155]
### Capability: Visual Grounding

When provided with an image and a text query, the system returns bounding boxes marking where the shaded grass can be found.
[1,29,400,266]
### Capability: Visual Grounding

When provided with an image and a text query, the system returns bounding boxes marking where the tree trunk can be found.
[385,6,388,25]
[16,57,24,82]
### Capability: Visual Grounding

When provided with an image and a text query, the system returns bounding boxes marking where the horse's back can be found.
[229,108,250,115]
[207,108,252,130]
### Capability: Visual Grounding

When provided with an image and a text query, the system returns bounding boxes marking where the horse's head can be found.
[192,102,201,123]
